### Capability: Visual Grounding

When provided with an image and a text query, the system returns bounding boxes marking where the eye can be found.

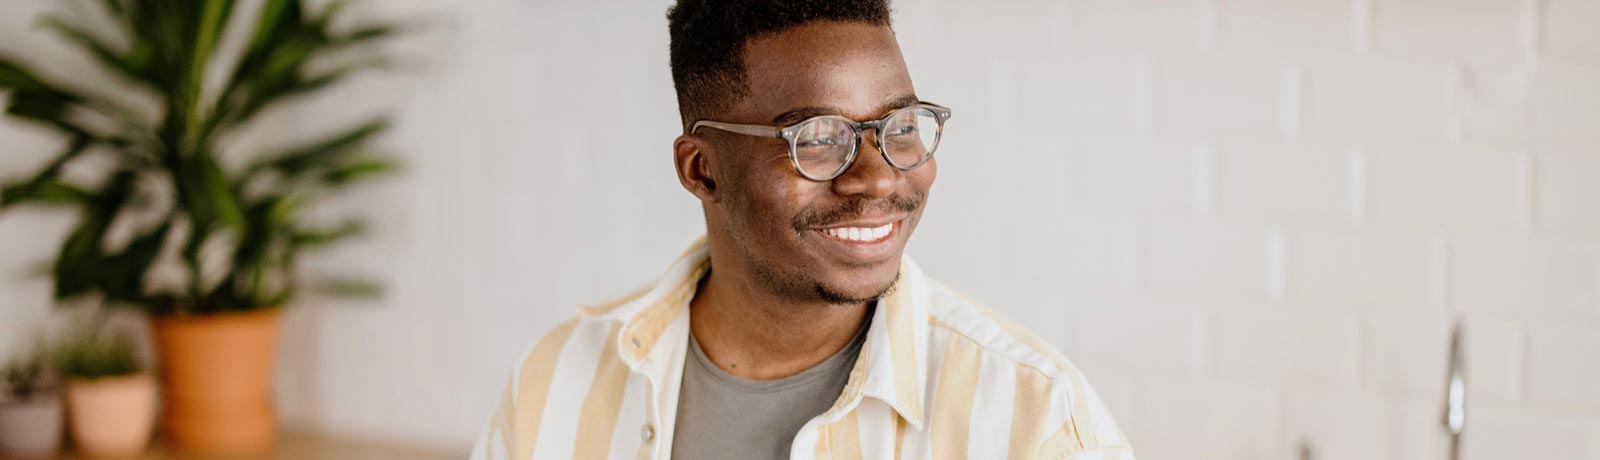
[888,125,918,136]
[797,135,843,148]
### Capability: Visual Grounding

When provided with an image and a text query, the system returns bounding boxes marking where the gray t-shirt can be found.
[671,310,872,460]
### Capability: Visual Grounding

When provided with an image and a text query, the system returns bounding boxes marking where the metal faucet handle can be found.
[1443,321,1467,460]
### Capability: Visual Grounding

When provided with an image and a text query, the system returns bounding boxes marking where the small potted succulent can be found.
[56,323,155,459]
[0,344,64,459]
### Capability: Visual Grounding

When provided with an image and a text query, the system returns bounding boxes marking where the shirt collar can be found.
[579,235,930,429]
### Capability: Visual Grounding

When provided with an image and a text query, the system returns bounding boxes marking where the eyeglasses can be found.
[690,103,952,181]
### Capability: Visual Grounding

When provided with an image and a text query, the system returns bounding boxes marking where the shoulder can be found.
[508,282,654,377]
[921,277,1078,382]
[920,278,1132,457]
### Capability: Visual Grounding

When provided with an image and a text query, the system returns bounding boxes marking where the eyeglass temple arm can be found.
[690,120,784,138]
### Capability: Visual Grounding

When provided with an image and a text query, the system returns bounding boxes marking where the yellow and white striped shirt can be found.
[469,237,1133,460]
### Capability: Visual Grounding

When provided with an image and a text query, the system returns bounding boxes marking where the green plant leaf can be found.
[99,0,126,18]
[231,195,278,302]
[191,0,237,68]
[265,193,303,229]
[0,55,52,92]
[290,219,365,248]
[1,179,94,208]
[52,171,137,300]
[251,118,388,177]
[54,218,107,299]
[4,90,80,125]
[332,24,401,48]
[100,221,171,304]
[321,157,396,186]
[217,39,327,128]
[175,153,245,230]
[39,16,154,87]
[315,277,382,299]
[0,137,94,209]
[213,0,304,125]
[122,0,179,85]
[245,0,303,58]
[178,219,210,309]
[202,155,246,228]
[1,54,149,144]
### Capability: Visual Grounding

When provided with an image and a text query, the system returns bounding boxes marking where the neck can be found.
[689,264,872,381]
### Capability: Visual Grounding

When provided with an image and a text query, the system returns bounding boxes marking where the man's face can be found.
[702,20,935,304]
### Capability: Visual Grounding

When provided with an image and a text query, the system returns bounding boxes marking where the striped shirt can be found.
[469,237,1134,460]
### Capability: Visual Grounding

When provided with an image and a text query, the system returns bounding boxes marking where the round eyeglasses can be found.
[690,103,952,181]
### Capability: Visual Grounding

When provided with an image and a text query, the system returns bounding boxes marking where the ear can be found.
[673,134,718,202]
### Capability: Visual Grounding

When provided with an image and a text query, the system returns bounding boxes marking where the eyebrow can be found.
[770,94,923,125]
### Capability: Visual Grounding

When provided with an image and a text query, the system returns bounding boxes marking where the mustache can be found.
[793,193,923,230]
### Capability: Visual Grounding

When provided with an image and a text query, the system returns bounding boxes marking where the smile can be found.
[819,222,895,244]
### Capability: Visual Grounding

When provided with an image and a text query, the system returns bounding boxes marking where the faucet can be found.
[1442,321,1467,460]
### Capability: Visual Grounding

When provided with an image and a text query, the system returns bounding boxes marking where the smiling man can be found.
[469,1,1131,459]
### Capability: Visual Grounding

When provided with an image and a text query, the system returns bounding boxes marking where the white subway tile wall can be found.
[1,0,1597,456]
[904,0,1600,458]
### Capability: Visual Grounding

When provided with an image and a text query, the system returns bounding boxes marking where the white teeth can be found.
[822,223,894,242]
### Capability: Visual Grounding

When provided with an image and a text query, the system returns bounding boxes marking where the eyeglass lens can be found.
[791,107,942,180]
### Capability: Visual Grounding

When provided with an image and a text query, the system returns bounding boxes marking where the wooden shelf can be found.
[59,432,457,460]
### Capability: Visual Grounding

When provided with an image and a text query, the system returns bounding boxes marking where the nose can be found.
[829,128,899,198]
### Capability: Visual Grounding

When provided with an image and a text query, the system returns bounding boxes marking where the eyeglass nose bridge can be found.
[833,118,906,182]
[856,118,889,146]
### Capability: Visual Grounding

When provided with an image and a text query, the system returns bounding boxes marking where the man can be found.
[470,0,1133,458]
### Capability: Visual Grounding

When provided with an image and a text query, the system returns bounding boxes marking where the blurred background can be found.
[1,0,1597,458]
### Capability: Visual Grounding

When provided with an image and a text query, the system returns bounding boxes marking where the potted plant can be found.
[56,322,154,459]
[0,344,64,459]
[0,0,404,454]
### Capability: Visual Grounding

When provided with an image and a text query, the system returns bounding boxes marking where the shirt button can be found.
[641,424,655,442]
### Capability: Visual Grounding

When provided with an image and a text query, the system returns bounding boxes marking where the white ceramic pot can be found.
[65,374,155,459]
[0,391,65,459]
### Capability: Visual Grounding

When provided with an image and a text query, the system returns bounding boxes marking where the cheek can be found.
[755,174,818,235]
[724,151,813,234]
[917,157,938,188]
[904,158,936,230]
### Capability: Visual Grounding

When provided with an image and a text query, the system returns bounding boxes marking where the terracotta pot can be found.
[64,374,155,459]
[0,391,64,459]
[151,309,281,455]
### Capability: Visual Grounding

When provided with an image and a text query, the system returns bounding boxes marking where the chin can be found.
[817,266,901,303]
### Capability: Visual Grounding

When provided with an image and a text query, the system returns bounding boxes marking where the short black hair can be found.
[666,0,893,129]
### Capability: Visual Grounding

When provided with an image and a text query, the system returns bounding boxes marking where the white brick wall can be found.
[903,0,1600,458]
[1545,0,1600,57]
[1,0,1597,455]
[1282,390,1438,460]
[1290,226,1433,309]
[1212,306,1363,388]
[1526,326,1600,410]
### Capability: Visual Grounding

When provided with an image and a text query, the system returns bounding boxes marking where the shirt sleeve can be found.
[1036,369,1135,460]
[468,377,517,460]
[1066,446,1138,460]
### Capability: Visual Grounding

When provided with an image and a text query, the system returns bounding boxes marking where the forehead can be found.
[736,20,915,122]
